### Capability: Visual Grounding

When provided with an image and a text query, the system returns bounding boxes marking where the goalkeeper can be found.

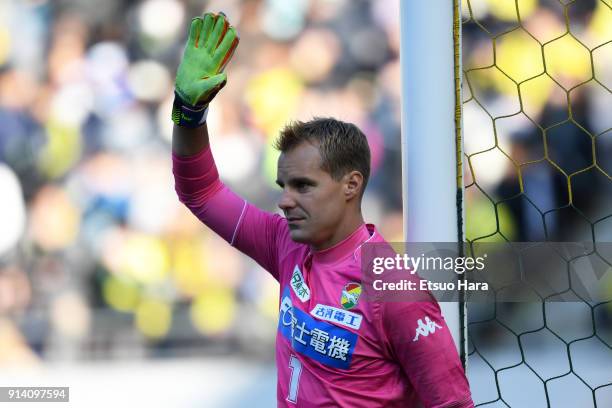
[171,12,474,408]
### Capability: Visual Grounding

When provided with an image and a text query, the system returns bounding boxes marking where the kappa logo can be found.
[290,265,310,302]
[412,316,443,342]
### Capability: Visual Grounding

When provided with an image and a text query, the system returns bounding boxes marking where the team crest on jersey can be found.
[290,265,310,302]
[340,282,361,310]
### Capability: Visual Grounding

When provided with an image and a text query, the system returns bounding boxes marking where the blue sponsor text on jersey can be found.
[279,286,358,369]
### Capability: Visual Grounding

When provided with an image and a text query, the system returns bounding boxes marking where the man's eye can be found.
[297,183,310,192]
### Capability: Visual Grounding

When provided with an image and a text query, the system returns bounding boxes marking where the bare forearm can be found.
[172,123,210,157]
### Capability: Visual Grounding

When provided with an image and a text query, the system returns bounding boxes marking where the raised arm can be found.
[171,11,236,156]
[171,12,293,280]
[172,121,209,157]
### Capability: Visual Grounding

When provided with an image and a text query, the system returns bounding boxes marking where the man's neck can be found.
[311,213,365,252]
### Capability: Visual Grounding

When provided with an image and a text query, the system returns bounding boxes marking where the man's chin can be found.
[288,229,311,244]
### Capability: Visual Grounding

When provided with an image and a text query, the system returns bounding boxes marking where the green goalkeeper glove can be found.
[172,12,239,127]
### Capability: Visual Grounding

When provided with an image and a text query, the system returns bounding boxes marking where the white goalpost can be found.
[399,0,465,356]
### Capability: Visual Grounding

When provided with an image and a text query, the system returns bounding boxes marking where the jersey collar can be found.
[311,224,375,265]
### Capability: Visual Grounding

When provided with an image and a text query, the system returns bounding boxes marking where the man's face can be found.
[276,142,348,248]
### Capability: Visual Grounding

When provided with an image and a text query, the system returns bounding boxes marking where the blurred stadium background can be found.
[0,0,609,406]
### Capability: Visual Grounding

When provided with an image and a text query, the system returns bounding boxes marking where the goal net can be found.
[401,0,612,406]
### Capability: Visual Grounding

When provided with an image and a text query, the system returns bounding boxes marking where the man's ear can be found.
[344,171,364,201]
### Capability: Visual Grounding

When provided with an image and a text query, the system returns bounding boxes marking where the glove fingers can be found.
[198,12,216,49]
[215,16,230,48]
[205,13,228,52]
[187,17,203,47]
[216,30,239,73]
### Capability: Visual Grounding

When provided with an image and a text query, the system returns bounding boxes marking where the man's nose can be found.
[278,190,297,212]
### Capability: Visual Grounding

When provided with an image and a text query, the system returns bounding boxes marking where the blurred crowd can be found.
[0,0,405,364]
[0,0,610,370]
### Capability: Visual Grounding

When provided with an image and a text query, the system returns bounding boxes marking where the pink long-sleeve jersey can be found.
[173,146,473,408]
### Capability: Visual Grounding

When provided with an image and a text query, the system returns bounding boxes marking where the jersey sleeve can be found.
[380,299,474,408]
[172,146,294,281]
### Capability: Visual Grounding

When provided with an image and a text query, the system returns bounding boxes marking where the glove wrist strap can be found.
[172,91,209,128]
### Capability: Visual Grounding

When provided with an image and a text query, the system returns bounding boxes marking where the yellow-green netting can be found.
[460,0,611,406]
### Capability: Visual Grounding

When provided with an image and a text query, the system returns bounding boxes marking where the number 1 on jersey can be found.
[287,354,302,404]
